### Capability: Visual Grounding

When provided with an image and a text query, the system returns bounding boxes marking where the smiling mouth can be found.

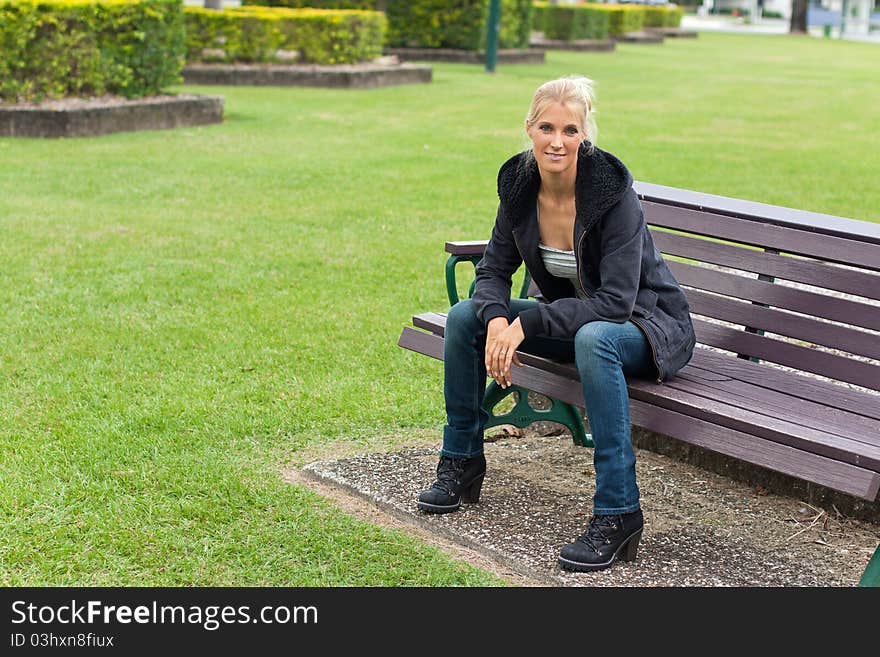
[546,152,565,160]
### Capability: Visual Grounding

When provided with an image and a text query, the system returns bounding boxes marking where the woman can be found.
[417,76,696,573]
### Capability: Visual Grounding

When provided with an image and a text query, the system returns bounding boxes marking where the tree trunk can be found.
[790,0,808,33]
[204,0,223,10]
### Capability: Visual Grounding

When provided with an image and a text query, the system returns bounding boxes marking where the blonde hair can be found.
[525,76,598,154]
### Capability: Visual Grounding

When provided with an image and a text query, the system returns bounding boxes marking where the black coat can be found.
[471,144,696,382]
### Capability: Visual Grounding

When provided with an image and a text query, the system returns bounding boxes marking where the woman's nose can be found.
[550,132,563,148]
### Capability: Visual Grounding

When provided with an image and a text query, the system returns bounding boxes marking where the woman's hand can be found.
[486,317,525,388]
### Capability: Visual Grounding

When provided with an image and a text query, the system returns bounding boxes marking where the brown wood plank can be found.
[672,367,880,446]
[446,240,488,256]
[689,348,880,422]
[682,288,880,360]
[642,202,880,271]
[628,401,880,501]
[635,180,880,246]
[415,310,880,414]
[398,325,880,500]
[692,319,880,392]
[625,380,880,471]
[413,312,450,336]
[666,260,880,332]
[399,325,445,360]
[649,378,880,468]
[651,230,880,301]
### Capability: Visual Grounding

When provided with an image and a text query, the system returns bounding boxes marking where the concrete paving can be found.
[297,430,880,587]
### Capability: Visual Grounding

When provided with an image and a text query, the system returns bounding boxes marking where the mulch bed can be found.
[384,48,545,65]
[181,61,432,89]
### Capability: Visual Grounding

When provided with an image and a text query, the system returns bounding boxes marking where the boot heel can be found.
[460,474,485,504]
[619,530,642,562]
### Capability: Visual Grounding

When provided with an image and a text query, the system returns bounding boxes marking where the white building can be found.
[701,0,876,35]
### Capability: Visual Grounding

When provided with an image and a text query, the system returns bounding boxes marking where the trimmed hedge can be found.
[533,2,610,40]
[184,6,386,65]
[241,0,376,7]
[605,4,645,36]
[642,5,666,28]
[0,0,184,103]
[248,0,533,50]
[383,0,532,50]
[664,5,683,27]
[643,4,683,28]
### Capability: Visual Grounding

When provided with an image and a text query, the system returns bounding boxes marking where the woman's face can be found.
[526,102,586,177]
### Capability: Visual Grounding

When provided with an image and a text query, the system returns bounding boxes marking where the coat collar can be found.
[496,143,633,231]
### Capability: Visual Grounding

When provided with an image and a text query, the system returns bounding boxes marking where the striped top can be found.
[538,243,589,300]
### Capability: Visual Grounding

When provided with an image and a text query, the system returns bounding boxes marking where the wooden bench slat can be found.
[666,260,880,332]
[635,180,880,246]
[640,378,880,470]
[651,230,880,301]
[629,382,880,473]
[682,288,880,360]
[673,368,880,445]
[407,314,880,471]
[628,401,880,501]
[414,311,880,416]
[643,202,880,271]
[689,348,880,422]
[399,325,880,500]
[692,318,880,392]
[445,240,489,256]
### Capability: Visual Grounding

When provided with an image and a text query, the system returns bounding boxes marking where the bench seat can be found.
[401,310,880,502]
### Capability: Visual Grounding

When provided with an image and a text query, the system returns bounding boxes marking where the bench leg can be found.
[482,381,593,448]
[859,544,880,587]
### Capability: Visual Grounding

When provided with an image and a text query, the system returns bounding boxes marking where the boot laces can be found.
[432,457,464,494]
[576,515,619,553]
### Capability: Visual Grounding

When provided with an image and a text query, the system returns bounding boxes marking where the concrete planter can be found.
[529,38,616,52]
[384,48,545,65]
[614,31,665,43]
[182,63,432,89]
[0,94,224,138]
[645,27,698,38]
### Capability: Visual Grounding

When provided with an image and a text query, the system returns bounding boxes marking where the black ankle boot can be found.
[417,454,487,514]
[558,509,644,572]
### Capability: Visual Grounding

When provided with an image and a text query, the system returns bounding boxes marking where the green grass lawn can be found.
[1,32,878,585]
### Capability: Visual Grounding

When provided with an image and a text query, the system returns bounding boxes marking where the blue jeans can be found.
[442,298,654,515]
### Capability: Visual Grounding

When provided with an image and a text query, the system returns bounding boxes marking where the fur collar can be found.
[496,143,633,230]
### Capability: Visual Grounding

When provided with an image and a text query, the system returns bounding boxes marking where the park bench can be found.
[397,181,880,586]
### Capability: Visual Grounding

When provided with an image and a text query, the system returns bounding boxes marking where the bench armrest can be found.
[445,240,488,256]
[444,240,532,307]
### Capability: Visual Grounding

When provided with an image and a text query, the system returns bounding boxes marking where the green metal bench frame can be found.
[445,252,592,448]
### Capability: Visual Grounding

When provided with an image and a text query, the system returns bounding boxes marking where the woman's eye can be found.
[565,127,579,135]
[540,125,552,132]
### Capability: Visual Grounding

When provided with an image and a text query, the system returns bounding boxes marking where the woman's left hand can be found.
[486,318,525,389]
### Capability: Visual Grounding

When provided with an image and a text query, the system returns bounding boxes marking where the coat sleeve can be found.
[518,189,644,339]
[470,205,523,327]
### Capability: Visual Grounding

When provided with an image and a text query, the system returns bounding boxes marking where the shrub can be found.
[248,0,533,50]
[241,0,377,7]
[184,6,386,65]
[604,4,645,36]
[0,0,184,103]
[386,0,533,50]
[642,5,666,28]
[664,5,683,27]
[533,2,610,40]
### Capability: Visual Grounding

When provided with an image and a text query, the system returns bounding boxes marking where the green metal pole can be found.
[485,0,501,73]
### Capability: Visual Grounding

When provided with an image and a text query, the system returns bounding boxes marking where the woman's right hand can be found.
[485,316,523,388]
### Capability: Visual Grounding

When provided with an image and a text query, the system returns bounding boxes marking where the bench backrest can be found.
[635,182,880,394]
